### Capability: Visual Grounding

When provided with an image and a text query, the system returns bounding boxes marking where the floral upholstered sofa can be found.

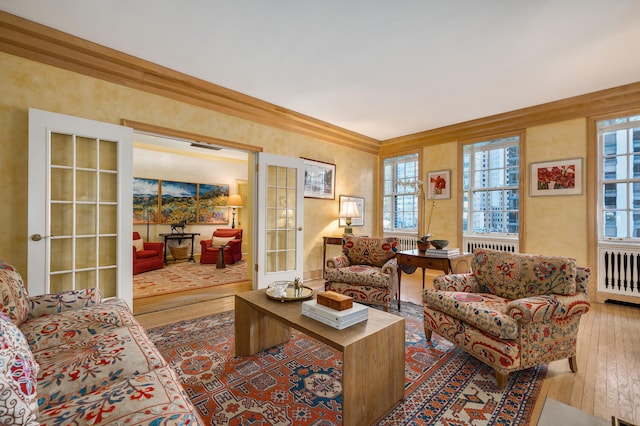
[423,249,591,389]
[0,261,201,425]
[324,236,400,311]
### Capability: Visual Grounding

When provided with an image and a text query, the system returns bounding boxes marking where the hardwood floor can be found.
[134,270,640,425]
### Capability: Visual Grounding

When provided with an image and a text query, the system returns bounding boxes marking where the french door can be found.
[28,108,133,306]
[255,153,304,289]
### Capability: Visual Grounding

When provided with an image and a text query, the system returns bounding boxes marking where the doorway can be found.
[131,130,253,314]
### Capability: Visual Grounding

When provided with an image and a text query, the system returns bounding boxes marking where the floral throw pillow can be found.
[0,262,31,326]
[0,313,39,425]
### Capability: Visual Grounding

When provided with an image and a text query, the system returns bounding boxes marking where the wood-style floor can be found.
[134,270,640,425]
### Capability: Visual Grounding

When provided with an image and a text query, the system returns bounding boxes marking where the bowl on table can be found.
[429,239,449,250]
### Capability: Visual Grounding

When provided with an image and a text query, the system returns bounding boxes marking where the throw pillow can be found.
[133,238,144,252]
[0,262,31,326]
[0,313,39,425]
[212,236,235,246]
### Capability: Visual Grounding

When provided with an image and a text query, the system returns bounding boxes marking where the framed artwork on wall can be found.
[427,170,451,199]
[160,180,197,224]
[303,158,336,199]
[197,183,229,223]
[339,195,365,227]
[530,158,582,196]
[133,177,159,223]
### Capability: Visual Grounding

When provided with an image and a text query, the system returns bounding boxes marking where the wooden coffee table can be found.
[235,289,405,426]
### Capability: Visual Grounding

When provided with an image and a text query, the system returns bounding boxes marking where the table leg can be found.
[234,296,291,356]
[342,319,405,426]
[422,267,426,289]
[217,246,226,268]
[163,236,168,264]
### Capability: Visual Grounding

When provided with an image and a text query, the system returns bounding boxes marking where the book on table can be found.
[426,248,460,257]
[301,300,368,329]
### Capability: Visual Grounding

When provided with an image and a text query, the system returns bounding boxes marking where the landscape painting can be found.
[161,180,197,224]
[198,183,229,223]
[133,178,159,223]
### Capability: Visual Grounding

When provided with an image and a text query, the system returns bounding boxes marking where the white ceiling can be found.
[2,1,640,140]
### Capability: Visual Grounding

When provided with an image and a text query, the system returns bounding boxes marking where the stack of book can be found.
[426,247,460,257]
[302,300,368,329]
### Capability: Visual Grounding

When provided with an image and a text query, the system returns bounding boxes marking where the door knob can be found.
[31,234,53,241]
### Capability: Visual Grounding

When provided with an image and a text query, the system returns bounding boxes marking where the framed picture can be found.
[427,170,451,199]
[339,195,365,227]
[530,158,582,196]
[303,158,336,199]
[160,180,197,224]
[197,183,229,224]
[132,177,159,223]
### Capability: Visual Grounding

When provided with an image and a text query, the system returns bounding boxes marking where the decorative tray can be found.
[266,284,314,302]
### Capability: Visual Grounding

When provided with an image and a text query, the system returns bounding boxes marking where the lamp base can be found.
[344,226,353,235]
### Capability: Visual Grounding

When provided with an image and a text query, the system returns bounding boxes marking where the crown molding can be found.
[0,11,381,154]
[380,81,640,155]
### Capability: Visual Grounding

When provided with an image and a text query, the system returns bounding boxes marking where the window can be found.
[383,154,419,233]
[463,136,520,235]
[598,113,640,239]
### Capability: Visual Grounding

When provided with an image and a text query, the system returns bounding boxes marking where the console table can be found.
[396,249,473,289]
[159,233,200,264]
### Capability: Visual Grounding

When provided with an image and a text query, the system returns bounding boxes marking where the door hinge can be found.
[254,264,258,272]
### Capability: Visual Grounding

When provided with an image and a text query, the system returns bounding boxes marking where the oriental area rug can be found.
[147,302,545,425]
[133,260,248,298]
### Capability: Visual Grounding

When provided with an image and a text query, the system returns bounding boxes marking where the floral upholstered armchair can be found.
[324,236,400,311]
[423,248,591,389]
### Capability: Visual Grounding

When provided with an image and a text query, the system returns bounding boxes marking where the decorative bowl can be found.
[268,280,290,298]
[430,239,449,250]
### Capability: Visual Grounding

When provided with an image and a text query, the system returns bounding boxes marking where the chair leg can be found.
[424,327,433,341]
[569,356,578,372]
[495,371,509,390]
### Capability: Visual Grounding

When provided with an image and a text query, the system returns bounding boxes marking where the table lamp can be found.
[227,194,243,229]
[339,200,361,235]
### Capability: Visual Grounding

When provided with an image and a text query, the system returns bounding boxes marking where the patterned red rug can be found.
[133,260,247,299]
[147,302,545,425]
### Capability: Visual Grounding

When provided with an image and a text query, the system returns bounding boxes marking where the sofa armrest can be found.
[28,288,102,319]
[326,254,349,269]
[433,273,480,292]
[381,257,399,275]
[506,292,591,323]
[144,241,164,256]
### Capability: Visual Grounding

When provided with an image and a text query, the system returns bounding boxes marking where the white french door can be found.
[255,153,304,289]
[28,108,133,306]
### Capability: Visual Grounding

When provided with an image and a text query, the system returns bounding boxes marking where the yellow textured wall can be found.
[422,142,459,246]
[421,119,588,265]
[0,52,376,284]
[525,118,588,264]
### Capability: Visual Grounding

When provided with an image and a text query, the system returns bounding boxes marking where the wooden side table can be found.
[216,245,228,269]
[396,250,473,289]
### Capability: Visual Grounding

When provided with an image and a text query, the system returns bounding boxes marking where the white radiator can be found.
[463,236,519,254]
[386,234,417,251]
[598,243,640,300]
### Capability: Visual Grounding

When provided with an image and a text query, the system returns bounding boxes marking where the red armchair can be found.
[200,229,243,265]
[132,232,164,275]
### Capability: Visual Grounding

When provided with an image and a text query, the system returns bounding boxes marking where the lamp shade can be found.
[339,201,361,218]
[227,194,243,208]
